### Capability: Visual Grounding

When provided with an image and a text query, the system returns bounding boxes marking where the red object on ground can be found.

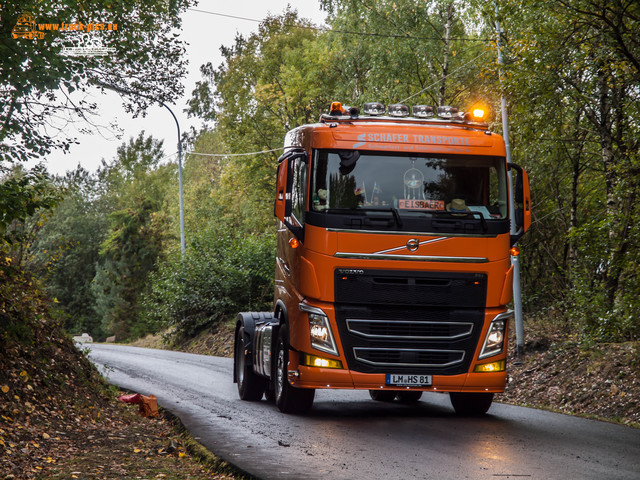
[118,393,141,404]
[139,394,159,417]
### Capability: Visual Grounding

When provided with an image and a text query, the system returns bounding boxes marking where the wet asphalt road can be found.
[87,344,640,480]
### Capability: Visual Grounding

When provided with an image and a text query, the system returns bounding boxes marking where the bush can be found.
[142,226,275,339]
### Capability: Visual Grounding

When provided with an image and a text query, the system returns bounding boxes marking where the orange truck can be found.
[234,101,531,414]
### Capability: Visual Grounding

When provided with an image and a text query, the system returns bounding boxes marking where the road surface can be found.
[88,344,640,480]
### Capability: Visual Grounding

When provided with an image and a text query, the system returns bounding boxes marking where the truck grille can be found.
[353,348,465,368]
[334,269,486,375]
[346,319,473,340]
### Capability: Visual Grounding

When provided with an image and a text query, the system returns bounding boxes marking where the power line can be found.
[187,8,489,43]
[187,147,284,158]
[399,50,490,104]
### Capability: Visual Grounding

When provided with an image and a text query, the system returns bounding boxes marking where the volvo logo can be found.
[406,238,420,252]
[337,268,364,275]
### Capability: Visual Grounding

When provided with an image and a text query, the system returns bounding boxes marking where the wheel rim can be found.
[236,330,245,385]
[276,345,285,400]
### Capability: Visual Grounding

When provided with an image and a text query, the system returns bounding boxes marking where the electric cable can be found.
[187,7,489,43]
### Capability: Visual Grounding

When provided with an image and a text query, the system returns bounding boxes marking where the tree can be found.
[0,165,62,259]
[90,132,172,340]
[497,0,640,339]
[319,0,489,107]
[28,167,107,338]
[188,9,332,232]
[93,199,166,339]
[0,0,194,165]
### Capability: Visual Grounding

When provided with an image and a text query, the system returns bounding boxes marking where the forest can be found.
[2,0,639,346]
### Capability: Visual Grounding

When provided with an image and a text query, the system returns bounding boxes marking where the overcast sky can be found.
[42,1,327,176]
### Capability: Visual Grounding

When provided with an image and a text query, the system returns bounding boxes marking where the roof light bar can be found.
[363,102,386,116]
[388,104,410,117]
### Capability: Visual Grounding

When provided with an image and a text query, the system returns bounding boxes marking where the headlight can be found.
[299,304,338,356]
[478,311,512,359]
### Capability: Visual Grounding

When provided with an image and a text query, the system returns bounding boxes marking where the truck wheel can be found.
[275,324,315,413]
[264,386,275,402]
[449,392,494,415]
[396,391,423,403]
[369,390,396,402]
[235,325,265,401]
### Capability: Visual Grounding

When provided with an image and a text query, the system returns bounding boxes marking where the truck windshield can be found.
[311,150,508,221]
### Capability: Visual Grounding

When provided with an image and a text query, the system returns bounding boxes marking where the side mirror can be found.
[508,163,531,245]
[274,150,306,240]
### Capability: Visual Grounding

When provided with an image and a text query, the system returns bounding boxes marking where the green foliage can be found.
[92,200,167,339]
[188,10,332,233]
[0,165,62,249]
[0,254,45,344]
[28,167,107,339]
[11,1,638,348]
[89,133,171,340]
[320,0,489,107]
[498,0,640,341]
[26,133,173,341]
[142,227,275,339]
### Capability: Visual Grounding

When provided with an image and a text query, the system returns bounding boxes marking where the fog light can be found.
[303,354,343,369]
[474,360,506,373]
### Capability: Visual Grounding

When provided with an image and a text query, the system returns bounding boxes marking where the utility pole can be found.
[494,2,525,362]
[162,104,186,257]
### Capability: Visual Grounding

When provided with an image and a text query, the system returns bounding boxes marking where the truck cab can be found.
[234,102,531,414]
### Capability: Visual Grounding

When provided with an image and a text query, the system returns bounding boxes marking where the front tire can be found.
[369,390,397,402]
[275,324,315,413]
[449,392,494,415]
[396,391,423,403]
[234,325,265,401]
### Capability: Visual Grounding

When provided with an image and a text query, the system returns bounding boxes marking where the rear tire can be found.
[396,391,423,403]
[234,325,265,401]
[369,390,397,402]
[449,392,494,415]
[274,324,315,413]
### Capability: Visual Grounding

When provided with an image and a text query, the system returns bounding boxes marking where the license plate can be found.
[386,374,432,386]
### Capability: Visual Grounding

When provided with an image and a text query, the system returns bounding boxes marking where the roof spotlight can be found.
[363,102,386,115]
[388,104,410,117]
[413,105,435,118]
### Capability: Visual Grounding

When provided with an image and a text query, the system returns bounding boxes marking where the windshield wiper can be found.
[428,210,488,232]
[364,207,404,228]
[325,207,403,228]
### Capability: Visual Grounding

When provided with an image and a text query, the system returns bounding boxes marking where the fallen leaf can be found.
[1,385,9,393]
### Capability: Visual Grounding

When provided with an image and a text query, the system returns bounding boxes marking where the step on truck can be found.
[234,101,531,415]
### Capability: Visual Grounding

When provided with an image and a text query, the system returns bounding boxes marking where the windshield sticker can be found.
[398,199,445,211]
